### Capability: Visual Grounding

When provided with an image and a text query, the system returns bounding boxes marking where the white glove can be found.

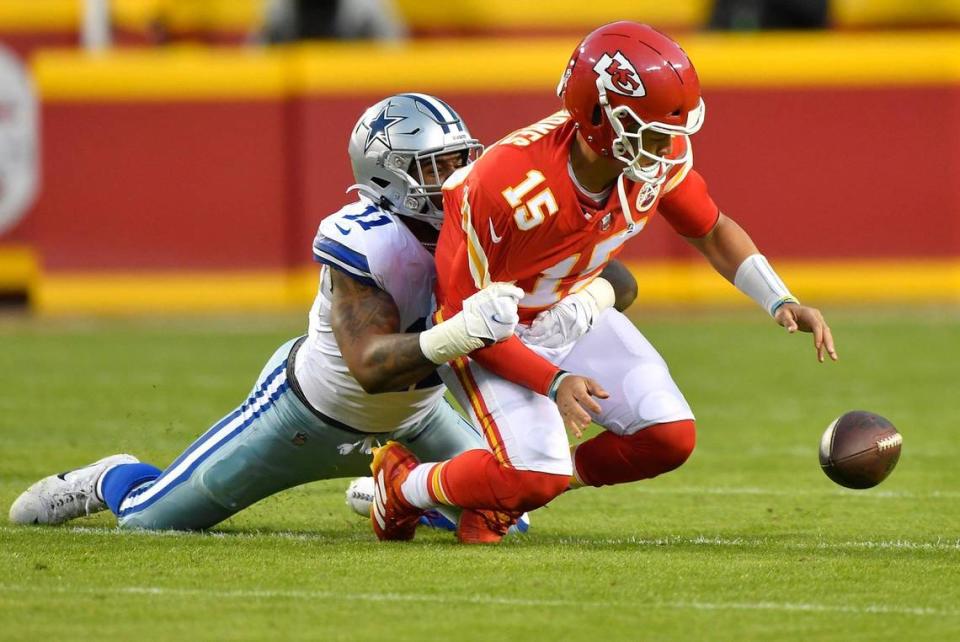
[461,282,524,343]
[419,282,524,364]
[520,277,616,349]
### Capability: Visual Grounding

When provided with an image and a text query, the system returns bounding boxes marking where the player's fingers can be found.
[494,283,525,302]
[522,325,542,340]
[525,312,553,338]
[778,309,799,333]
[585,377,610,399]
[822,324,838,361]
[573,388,603,415]
[812,322,825,362]
[561,404,592,432]
[495,307,519,326]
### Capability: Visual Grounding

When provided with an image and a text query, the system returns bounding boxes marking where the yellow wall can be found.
[33,31,960,103]
[3,0,958,34]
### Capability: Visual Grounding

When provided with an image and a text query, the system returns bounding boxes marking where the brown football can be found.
[819,411,902,489]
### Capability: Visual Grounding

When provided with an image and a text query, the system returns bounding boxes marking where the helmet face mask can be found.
[606,97,705,185]
[558,21,706,186]
[348,94,482,230]
[402,146,480,222]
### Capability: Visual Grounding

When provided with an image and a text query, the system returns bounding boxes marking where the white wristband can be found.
[733,254,799,317]
[418,313,485,365]
[582,277,616,315]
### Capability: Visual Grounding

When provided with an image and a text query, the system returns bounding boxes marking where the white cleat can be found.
[9,454,139,525]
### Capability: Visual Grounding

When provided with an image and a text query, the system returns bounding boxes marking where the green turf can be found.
[1,308,958,641]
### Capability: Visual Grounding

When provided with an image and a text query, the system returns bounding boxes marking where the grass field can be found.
[1,307,958,641]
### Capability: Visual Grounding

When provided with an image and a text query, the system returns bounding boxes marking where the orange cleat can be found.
[456,509,517,545]
[369,441,425,541]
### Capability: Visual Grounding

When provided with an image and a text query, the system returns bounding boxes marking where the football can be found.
[345,476,376,516]
[819,411,902,489]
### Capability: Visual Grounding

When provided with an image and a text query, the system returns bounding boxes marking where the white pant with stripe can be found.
[438,310,694,476]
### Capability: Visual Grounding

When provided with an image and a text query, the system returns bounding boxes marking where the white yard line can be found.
[2,525,958,552]
[0,583,954,617]
[627,486,960,499]
[553,535,960,552]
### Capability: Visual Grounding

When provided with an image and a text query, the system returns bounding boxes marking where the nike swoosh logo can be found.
[488,220,503,243]
[335,223,351,235]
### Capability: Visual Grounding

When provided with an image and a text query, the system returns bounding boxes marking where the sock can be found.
[566,444,588,490]
[572,420,696,487]
[401,462,443,510]
[99,463,162,515]
[429,449,569,513]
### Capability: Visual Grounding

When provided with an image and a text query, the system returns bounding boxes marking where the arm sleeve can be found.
[470,336,561,396]
[436,177,561,396]
[657,169,720,238]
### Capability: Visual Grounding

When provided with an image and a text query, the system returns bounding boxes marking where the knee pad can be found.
[629,419,696,473]
[573,419,696,487]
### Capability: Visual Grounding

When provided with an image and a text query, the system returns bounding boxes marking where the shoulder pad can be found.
[314,202,398,287]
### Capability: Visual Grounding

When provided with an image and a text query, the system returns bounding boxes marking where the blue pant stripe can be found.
[118,368,289,518]
[162,363,286,473]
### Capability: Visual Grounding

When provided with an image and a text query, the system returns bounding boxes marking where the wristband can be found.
[582,277,616,314]
[419,313,485,364]
[733,254,799,317]
[547,370,571,401]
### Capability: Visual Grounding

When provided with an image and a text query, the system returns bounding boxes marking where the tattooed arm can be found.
[329,269,437,394]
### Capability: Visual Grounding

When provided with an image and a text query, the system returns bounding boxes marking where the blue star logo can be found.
[364,104,406,152]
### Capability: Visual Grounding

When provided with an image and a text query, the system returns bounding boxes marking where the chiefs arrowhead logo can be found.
[593,51,646,98]
[636,181,661,213]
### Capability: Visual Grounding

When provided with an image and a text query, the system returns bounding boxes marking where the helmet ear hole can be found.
[371,177,390,188]
[591,104,603,126]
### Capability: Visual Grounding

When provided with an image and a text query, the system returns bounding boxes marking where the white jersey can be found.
[293,197,445,433]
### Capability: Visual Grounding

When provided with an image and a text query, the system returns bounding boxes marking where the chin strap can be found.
[616,174,638,234]
[345,183,442,231]
[346,183,382,202]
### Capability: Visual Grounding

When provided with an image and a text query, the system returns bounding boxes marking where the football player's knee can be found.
[496,467,569,512]
[638,419,696,473]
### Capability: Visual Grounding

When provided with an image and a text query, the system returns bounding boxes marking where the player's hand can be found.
[461,282,524,344]
[554,375,609,438]
[774,303,838,363]
[520,295,593,349]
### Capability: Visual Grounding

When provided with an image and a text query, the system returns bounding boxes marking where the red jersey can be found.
[435,112,719,395]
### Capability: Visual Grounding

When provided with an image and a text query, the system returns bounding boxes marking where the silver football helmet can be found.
[347,93,482,229]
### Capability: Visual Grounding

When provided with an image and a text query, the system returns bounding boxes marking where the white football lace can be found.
[876,434,903,452]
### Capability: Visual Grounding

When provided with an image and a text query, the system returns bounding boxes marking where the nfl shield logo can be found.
[600,213,613,231]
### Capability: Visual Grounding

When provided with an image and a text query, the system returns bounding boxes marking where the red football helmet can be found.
[557,22,705,185]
